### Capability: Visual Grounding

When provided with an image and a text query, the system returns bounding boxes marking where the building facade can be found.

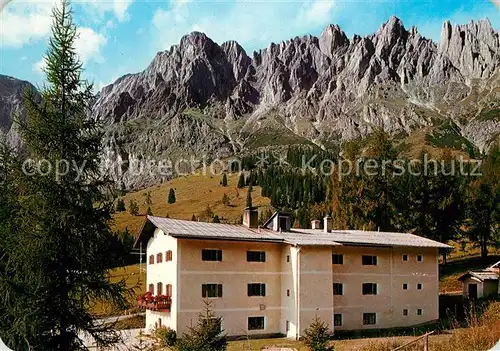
[459,261,500,299]
[134,210,450,338]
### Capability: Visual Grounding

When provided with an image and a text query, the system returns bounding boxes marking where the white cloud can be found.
[33,57,47,74]
[0,0,56,48]
[79,0,134,23]
[75,27,107,63]
[33,26,106,75]
[298,0,336,26]
[151,0,322,53]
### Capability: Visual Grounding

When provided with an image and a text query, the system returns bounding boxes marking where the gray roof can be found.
[459,271,499,282]
[287,229,452,248]
[145,216,283,242]
[134,216,452,249]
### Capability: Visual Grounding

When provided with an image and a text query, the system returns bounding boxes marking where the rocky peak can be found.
[438,18,499,78]
[221,40,251,81]
[85,17,500,189]
[319,24,349,58]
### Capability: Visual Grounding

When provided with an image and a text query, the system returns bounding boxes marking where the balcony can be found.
[137,292,172,312]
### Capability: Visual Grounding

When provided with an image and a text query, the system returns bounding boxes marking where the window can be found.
[166,284,172,296]
[332,254,344,265]
[333,283,344,295]
[149,255,155,264]
[417,255,423,262]
[403,283,408,290]
[248,283,266,297]
[286,255,290,263]
[247,251,266,262]
[334,314,343,327]
[202,284,223,298]
[248,317,265,330]
[417,283,423,290]
[286,320,290,332]
[363,313,376,325]
[157,253,163,263]
[362,255,377,266]
[157,282,163,295]
[417,309,423,316]
[165,250,173,261]
[202,249,222,261]
[362,283,377,295]
[148,284,154,294]
[402,254,408,262]
[403,309,408,316]
[286,289,290,297]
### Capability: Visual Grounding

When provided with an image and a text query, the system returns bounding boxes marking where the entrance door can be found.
[468,283,478,299]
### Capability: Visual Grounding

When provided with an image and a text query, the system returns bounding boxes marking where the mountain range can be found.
[1,16,499,189]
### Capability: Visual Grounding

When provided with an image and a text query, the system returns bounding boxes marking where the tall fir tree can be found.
[177,300,227,351]
[246,185,253,209]
[0,1,127,349]
[237,172,245,188]
[168,188,176,204]
[221,173,228,187]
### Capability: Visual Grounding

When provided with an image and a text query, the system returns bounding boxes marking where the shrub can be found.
[155,326,177,348]
[116,198,126,212]
[129,199,139,216]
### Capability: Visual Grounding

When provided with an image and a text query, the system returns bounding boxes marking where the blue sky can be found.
[1,0,499,91]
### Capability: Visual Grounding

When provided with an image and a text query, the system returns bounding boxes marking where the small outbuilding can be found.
[459,261,500,299]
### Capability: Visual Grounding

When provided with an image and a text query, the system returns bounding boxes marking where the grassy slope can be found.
[112,172,271,235]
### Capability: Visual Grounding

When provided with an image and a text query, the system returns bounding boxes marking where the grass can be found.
[477,108,500,122]
[112,172,271,234]
[425,120,477,157]
[360,301,500,351]
[110,314,146,330]
[91,263,145,317]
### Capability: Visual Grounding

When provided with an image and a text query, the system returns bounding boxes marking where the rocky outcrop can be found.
[2,18,499,189]
[0,75,39,149]
[92,17,499,188]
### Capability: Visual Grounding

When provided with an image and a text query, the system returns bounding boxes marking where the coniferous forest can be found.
[235,133,499,259]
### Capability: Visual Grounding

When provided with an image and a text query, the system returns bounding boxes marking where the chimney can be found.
[311,220,321,230]
[243,208,258,228]
[323,216,332,233]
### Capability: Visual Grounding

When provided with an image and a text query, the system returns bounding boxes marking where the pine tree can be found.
[212,215,221,223]
[191,214,197,221]
[116,198,126,212]
[222,193,230,206]
[237,173,245,188]
[143,191,152,205]
[221,173,228,187]
[129,199,139,216]
[302,316,334,351]
[0,1,127,348]
[177,300,227,351]
[146,206,153,216]
[168,188,176,204]
[246,185,253,209]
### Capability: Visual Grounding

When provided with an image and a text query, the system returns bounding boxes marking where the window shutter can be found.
[218,284,223,297]
[262,284,266,296]
[247,284,252,296]
[202,285,207,298]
